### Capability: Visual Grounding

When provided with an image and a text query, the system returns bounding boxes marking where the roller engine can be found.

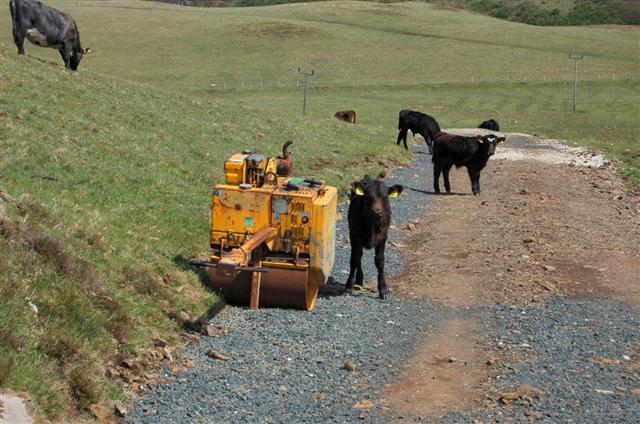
[192,142,337,310]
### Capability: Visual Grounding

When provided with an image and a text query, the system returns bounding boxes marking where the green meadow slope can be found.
[0,45,402,419]
[1,1,637,88]
[0,0,638,420]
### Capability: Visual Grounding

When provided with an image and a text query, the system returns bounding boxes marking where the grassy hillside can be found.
[1,1,637,88]
[154,0,640,25]
[434,0,640,25]
[0,45,404,419]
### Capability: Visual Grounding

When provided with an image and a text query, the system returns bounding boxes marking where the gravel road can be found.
[127,145,443,423]
[439,299,640,423]
[128,136,639,423]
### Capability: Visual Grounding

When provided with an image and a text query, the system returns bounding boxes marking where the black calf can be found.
[432,132,505,195]
[346,175,404,299]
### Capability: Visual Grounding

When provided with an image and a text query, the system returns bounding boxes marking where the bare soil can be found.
[384,138,640,419]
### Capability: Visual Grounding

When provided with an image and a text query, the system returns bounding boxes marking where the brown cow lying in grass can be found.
[432,132,505,195]
[334,110,356,124]
[345,173,403,300]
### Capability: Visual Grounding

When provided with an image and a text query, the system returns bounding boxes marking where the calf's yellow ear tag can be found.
[355,186,365,196]
[389,191,400,198]
[479,139,484,144]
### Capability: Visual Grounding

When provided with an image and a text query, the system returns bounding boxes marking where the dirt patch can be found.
[392,157,639,306]
[385,318,489,420]
[385,136,639,418]
[240,21,318,39]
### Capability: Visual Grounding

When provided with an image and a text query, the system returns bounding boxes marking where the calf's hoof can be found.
[379,291,389,300]
[343,287,354,296]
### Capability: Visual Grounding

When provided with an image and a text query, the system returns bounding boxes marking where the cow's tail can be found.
[281,140,293,158]
[9,0,18,22]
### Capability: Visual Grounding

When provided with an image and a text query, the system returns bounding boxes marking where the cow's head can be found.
[351,176,404,221]
[69,47,91,71]
[477,134,506,156]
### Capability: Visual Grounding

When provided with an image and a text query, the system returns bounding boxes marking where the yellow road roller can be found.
[192,142,337,311]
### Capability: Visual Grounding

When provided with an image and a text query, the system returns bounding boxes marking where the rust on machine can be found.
[192,141,337,311]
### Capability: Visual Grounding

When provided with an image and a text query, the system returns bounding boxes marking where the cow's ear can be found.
[352,181,365,196]
[478,137,485,144]
[82,48,92,54]
[388,185,404,198]
[498,137,506,144]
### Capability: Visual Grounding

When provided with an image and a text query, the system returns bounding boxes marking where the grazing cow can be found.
[478,119,500,132]
[10,0,90,71]
[334,110,356,124]
[397,109,441,154]
[432,132,505,195]
[345,174,404,300]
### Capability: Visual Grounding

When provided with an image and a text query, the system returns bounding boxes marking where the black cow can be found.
[478,119,500,131]
[10,0,90,71]
[345,174,404,300]
[396,109,441,154]
[432,132,505,195]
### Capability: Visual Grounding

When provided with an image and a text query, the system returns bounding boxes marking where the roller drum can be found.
[210,267,316,310]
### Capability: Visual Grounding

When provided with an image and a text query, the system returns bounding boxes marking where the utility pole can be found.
[570,54,583,111]
[298,67,314,115]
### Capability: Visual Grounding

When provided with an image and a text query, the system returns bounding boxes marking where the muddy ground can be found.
[385,132,640,422]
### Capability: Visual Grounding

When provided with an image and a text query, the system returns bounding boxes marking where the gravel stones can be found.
[442,299,640,423]
[127,296,446,423]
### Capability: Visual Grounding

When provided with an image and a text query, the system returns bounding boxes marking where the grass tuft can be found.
[69,367,102,411]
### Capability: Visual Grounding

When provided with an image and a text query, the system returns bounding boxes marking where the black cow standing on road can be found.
[10,0,90,71]
[396,109,441,154]
[345,174,404,300]
[432,132,505,195]
[478,119,500,132]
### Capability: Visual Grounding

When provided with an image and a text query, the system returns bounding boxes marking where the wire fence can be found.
[182,72,640,91]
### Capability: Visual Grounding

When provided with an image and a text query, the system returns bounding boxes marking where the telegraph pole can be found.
[298,67,314,115]
[570,54,583,111]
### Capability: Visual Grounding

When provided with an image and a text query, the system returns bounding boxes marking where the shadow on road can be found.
[408,187,470,196]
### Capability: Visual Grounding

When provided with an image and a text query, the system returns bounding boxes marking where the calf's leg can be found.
[468,168,481,195]
[374,241,389,300]
[355,259,364,286]
[443,163,453,193]
[433,161,442,193]
[345,243,363,294]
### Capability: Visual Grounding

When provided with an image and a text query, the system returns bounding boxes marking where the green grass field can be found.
[0,0,638,419]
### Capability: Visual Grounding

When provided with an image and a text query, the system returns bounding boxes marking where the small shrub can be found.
[41,332,82,367]
[120,267,165,298]
[68,367,102,411]
[0,357,14,385]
